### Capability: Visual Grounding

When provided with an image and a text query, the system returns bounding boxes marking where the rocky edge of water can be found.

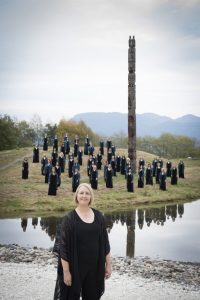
[0,244,200,292]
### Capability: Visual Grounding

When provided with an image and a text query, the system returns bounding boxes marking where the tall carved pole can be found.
[128,36,136,173]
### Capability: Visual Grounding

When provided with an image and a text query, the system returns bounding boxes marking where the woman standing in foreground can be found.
[54,183,111,300]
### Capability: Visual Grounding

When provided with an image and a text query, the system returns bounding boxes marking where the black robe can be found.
[106,169,113,188]
[159,173,166,190]
[48,174,57,195]
[53,209,110,300]
[171,167,178,185]
[43,137,48,151]
[91,170,98,190]
[138,169,144,188]
[22,161,29,179]
[127,173,134,192]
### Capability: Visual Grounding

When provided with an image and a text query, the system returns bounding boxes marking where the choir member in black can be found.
[44,159,52,183]
[152,158,158,177]
[33,145,39,163]
[155,163,161,184]
[68,155,74,178]
[111,155,117,176]
[106,164,113,188]
[159,168,166,191]
[74,140,79,157]
[99,140,104,155]
[166,160,172,177]
[58,152,65,173]
[146,163,153,185]
[74,135,79,144]
[87,155,93,177]
[171,166,178,185]
[158,158,163,168]
[178,160,185,178]
[138,157,145,169]
[96,150,102,170]
[22,158,29,179]
[72,168,80,192]
[64,134,70,155]
[121,155,126,175]
[90,164,98,190]
[78,147,83,166]
[53,135,58,152]
[41,154,48,175]
[55,162,61,187]
[60,143,65,156]
[43,134,48,151]
[116,154,121,172]
[127,169,134,192]
[84,135,90,155]
[107,148,112,163]
[51,148,58,167]
[138,166,144,188]
[48,167,58,196]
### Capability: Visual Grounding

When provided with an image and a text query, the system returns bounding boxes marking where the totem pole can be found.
[128,36,136,173]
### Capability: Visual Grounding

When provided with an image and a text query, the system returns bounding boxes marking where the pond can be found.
[0,199,200,263]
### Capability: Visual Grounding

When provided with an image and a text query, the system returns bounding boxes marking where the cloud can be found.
[0,0,200,121]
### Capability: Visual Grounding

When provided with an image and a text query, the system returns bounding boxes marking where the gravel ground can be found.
[0,245,200,300]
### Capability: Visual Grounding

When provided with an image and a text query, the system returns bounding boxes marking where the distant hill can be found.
[71,112,200,140]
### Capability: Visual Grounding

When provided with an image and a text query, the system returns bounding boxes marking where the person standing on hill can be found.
[43,134,48,151]
[146,163,153,185]
[22,157,29,179]
[178,160,185,178]
[48,167,58,196]
[33,145,39,163]
[138,166,144,188]
[166,160,172,177]
[159,168,166,191]
[171,166,178,185]
[90,164,98,190]
[105,164,113,188]
[127,169,134,192]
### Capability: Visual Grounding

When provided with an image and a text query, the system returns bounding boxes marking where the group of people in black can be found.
[22,133,185,195]
[137,157,185,191]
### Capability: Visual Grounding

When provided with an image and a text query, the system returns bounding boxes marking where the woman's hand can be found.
[63,270,72,286]
[105,262,112,279]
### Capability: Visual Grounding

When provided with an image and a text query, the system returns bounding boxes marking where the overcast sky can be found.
[0,0,200,124]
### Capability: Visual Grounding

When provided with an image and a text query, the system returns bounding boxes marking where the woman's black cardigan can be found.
[53,208,110,300]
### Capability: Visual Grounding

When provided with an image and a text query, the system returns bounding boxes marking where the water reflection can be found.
[17,203,185,258]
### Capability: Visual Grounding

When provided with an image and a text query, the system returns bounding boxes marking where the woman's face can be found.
[77,186,91,206]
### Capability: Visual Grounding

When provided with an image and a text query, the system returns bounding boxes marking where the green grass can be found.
[0,147,200,217]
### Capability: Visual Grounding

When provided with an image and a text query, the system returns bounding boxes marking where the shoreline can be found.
[0,244,200,300]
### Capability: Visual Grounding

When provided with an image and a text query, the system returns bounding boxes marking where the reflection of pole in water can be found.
[126,211,136,258]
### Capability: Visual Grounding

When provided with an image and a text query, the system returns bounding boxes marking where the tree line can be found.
[1,114,199,158]
[0,114,100,151]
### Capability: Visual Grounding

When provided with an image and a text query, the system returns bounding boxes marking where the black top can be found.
[75,211,100,267]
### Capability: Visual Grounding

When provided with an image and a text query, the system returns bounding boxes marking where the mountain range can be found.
[71,112,200,140]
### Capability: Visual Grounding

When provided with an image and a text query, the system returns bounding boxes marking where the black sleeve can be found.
[59,215,71,262]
